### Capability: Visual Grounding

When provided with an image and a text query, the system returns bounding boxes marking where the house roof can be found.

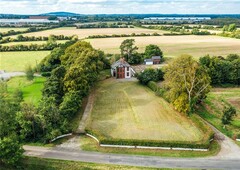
[111,58,130,68]
[152,56,161,60]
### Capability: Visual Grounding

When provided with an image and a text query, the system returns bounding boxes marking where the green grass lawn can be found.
[1,40,67,46]
[7,76,45,105]
[1,157,196,170]
[198,88,240,139]
[80,135,220,158]
[0,51,50,72]
[87,79,204,142]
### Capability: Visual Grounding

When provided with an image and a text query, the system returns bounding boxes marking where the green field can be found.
[0,51,50,71]
[0,27,29,33]
[198,88,240,138]
[7,76,45,105]
[1,40,67,46]
[87,79,204,142]
[86,35,240,58]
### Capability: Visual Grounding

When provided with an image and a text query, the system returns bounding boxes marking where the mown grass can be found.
[7,76,46,105]
[1,157,197,170]
[0,51,50,72]
[80,135,220,158]
[87,79,204,142]
[198,88,240,139]
[86,35,240,58]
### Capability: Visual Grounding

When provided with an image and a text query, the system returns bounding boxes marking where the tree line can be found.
[0,34,76,44]
[0,26,59,38]
[76,22,133,29]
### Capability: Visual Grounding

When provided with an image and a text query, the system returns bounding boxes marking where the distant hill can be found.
[40,12,83,17]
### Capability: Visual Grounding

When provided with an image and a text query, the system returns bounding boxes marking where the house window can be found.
[127,67,129,71]
[127,72,129,77]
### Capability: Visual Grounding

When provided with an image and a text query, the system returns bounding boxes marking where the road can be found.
[24,145,240,170]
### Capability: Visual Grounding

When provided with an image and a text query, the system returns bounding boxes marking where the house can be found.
[111,59,135,79]
[144,56,161,65]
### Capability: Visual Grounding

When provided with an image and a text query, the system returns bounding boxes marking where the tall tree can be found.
[144,44,163,59]
[120,39,138,62]
[164,55,211,114]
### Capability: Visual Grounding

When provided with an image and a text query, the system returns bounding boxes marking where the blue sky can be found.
[0,0,240,14]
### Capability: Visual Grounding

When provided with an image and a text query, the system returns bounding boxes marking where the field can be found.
[87,79,204,142]
[7,76,45,105]
[10,27,168,39]
[0,27,29,33]
[86,35,240,58]
[1,40,67,46]
[0,51,50,71]
[198,88,240,138]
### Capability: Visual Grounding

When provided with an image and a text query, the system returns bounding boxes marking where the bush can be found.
[25,65,34,81]
[41,72,51,77]
[137,68,164,85]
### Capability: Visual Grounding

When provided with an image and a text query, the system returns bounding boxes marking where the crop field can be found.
[0,27,29,33]
[87,79,204,142]
[199,88,240,137]
[86,35,240,58]
[7,76,46,105]
[1,40,67,46]
[0,51,50,71]
[10,27,169,39]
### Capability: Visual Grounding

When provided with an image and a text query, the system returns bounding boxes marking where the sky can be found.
[0,0,240,15]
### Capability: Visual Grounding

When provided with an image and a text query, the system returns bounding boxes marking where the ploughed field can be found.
[86,35,240,58]
[87,79,204,142]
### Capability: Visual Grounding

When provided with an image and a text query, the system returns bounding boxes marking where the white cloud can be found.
[0,0,240,14]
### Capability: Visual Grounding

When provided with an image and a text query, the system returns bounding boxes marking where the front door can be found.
[117,67,125,79]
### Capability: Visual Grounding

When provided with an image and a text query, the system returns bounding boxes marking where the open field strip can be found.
[86,35,240,58]
[0,51,50,72]
[0,27,29,33]
[9,27,169,39]
[7,76,46,105]
[87,79,204,142]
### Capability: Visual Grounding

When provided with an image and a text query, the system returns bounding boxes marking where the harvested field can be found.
[9,27,168,39]
[86,35,240,58]
[0,27,29,33]
[1,40,67,46]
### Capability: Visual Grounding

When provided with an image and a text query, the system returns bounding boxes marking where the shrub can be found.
[25,65,34,81]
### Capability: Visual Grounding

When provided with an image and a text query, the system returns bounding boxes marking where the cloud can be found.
[0,0,240,14]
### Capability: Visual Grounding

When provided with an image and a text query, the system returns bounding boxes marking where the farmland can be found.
[198,88,240,138]
[86,35,240,58]
[0,27,29,33]
[7,76,46,105]
[10,27,169,39]
[87,79,204,142]
[0,51,50,71]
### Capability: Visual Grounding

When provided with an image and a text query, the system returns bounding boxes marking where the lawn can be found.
[87,79,204,142]
[0,27,29,33]
[0,51,50,72]
[9,27,168,39]
[86,35,240,58]
[1,40,67,46]
[198,88,240,138]
[7,76,45,105]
